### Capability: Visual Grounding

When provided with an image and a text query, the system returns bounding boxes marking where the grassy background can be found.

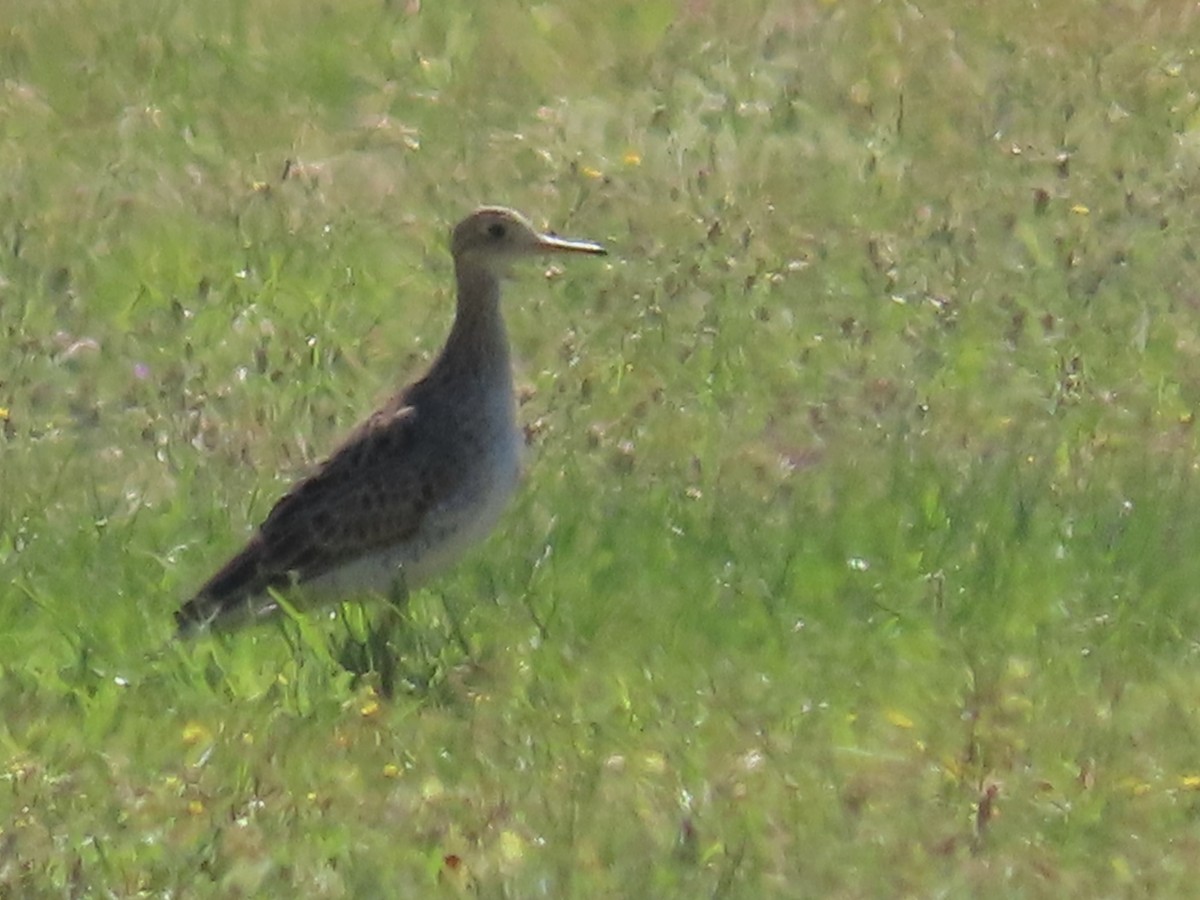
[5,0,1200,895]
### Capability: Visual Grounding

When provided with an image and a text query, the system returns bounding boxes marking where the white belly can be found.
[306,422,523,599]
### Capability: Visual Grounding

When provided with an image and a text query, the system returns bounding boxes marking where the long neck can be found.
[429,260,512,386]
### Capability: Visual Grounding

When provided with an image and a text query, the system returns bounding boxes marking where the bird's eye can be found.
[487,222,507,239]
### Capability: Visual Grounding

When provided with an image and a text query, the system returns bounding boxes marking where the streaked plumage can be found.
[176,207,606,634]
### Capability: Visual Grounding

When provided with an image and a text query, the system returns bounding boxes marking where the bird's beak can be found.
[534,233,608,256]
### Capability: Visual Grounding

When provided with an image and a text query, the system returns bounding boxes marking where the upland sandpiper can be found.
[176,207,606,634]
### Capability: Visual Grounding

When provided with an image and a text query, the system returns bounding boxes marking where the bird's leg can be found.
[361,572,410,699]
[440,590,472,658]
[385,570,410,612]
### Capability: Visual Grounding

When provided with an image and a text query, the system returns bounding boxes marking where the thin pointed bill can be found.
[535,233,607,256]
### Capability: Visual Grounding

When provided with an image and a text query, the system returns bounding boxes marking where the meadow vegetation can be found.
[4,0,1200,895]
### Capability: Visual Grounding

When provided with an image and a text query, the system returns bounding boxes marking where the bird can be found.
[175,206,607,635]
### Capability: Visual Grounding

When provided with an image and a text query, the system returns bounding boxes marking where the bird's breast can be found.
[305,382,522,600]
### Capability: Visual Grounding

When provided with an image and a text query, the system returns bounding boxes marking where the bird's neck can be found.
[434,260,512,384]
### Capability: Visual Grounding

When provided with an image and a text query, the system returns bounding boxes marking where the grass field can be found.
[5,0,1200,895]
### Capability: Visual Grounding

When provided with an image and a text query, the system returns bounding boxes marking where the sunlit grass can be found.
[5,0,1200,895]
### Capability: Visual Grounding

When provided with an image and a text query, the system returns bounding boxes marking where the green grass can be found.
[5,0,1200,895]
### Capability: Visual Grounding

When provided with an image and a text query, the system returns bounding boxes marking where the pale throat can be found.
[442,260,513,382]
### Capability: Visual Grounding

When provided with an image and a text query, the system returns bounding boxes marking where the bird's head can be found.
[450,207,606,272]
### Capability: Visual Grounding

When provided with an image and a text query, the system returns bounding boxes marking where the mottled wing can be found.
[176,402,445,633]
